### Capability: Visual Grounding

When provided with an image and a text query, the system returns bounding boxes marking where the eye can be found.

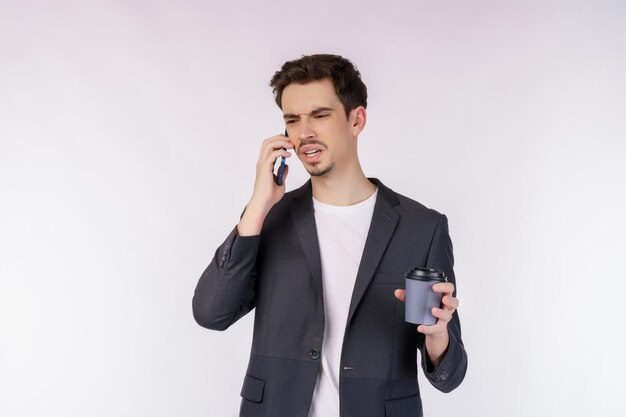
[285,120,296,125]
[315,114,329,119]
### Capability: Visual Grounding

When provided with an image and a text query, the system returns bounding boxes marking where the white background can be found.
[1,1,625,416]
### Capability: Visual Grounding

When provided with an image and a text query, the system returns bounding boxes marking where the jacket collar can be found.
[290,177,399,207]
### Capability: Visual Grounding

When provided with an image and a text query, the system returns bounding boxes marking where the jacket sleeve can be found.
[192,223,261,331]
[418,213,468,393]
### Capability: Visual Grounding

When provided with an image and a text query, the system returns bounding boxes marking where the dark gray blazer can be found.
[193,177,467,417]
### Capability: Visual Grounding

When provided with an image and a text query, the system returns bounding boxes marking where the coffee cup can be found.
[404,267,448,325]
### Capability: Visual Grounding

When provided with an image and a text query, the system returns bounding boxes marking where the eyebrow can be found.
[283,107,335,119]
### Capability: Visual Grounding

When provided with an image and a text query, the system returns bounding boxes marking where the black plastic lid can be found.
[405,267,447,282]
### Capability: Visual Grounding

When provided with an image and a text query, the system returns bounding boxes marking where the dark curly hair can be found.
[269,54,368,119]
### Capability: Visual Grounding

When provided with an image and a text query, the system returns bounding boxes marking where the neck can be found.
[310,161,377,206]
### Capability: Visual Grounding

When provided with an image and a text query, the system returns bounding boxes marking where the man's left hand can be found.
[394,282,459,365]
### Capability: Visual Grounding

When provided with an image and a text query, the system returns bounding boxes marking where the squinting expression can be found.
[281,79,353,177]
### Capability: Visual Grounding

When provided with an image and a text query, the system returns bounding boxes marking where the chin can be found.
[307,163,333,177]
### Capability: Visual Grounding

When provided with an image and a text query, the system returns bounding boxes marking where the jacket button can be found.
[309,349,320,360]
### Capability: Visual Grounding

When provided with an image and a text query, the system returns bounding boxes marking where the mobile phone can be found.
[275,129,288,185]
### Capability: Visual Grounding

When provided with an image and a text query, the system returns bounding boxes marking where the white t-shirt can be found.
[307,188,378,417]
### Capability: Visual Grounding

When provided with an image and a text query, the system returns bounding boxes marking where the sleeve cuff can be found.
[421,328,467,393]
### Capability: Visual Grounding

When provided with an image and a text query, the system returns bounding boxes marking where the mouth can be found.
[300,144,325,163]
[303,149,323,162]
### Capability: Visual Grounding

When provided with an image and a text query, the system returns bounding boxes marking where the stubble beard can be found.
[307,161,333,177]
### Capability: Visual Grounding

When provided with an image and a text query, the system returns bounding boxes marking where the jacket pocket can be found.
[240,374,265,403]
[384,394,422,417]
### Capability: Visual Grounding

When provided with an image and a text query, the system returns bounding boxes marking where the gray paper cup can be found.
[404,267,448,325]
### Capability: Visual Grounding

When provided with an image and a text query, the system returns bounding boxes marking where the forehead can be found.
[281,78,342,114]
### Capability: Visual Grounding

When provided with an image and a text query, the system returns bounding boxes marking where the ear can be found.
[350,106,367,136]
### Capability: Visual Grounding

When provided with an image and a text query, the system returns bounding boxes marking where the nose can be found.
[298,116,315,140]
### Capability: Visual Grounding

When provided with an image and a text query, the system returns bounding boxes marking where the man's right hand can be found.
[237,134,293,236]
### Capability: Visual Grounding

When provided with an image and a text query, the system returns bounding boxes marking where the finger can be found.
[431,307,452,323]
[394,289,406,302]
[274,148,292,158]
[263,149,292,167]
[263,137,294,151]
[432,282,455,294]
[263,145,293,162]
[260,141,293,161]
[417,323,445,335]
[263,134,293,144]
[441,295,459,310]
[270,141,294,151]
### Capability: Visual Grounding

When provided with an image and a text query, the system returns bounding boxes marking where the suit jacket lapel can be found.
[289,180,324,300]
[346,178,400,325]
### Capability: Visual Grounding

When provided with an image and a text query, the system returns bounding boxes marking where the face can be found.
[281,78,363,178]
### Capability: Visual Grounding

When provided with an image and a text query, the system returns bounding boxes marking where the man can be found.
[193,54,467,417]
